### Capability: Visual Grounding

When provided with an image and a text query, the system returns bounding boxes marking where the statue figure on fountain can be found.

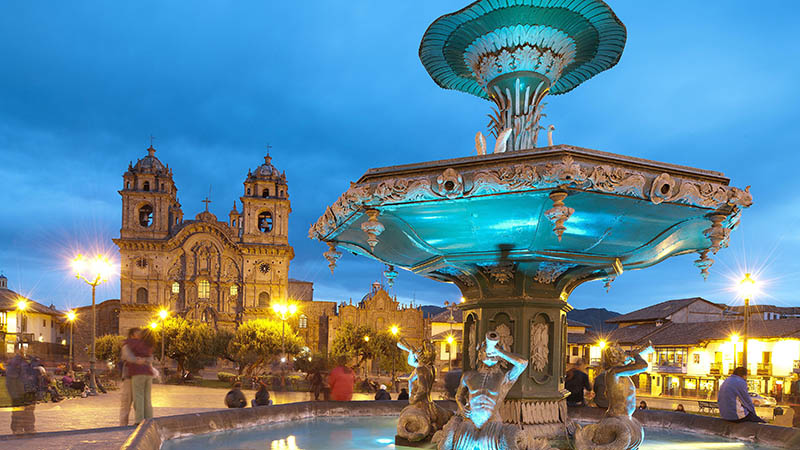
[434,331,547,450]
[396,337,453,442]
[574,342,654,450]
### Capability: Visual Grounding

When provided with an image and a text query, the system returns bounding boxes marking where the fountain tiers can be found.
[310,144,751,432]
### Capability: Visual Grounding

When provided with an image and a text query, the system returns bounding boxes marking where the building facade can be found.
[114,146,298,334]
[0,274,68,359]
[430,304,463,373]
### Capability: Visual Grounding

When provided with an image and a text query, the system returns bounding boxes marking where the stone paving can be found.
[0,384,373,449]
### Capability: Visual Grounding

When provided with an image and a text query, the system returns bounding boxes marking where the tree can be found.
[228,319,302,376]
[330,323,376,369]
[372,331,411,375]
[293,351,331,375]
[151,317,216,378]
[94,334,124,366]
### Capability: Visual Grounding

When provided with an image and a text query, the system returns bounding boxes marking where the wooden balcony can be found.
[793,360,800,374]
[656,363,687,374]
[709,362,722,375]
[757,363,772,376]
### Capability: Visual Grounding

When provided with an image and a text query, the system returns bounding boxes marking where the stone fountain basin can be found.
[121,401,798,450]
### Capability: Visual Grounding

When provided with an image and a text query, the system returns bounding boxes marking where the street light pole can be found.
[66,310,76,371]
[390,325,399,393]
[272,301,297,391]
[72,254,113,396]
[739,273,756,377]
[90,283,97,393]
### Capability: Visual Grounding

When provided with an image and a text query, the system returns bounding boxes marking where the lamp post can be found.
[390,325,399,392]
[731,334,740,369]
[72,253,113,395]
[446,335,455,372]
[739,273,757,376]
[157,308,169,377]
[15,299,27,351]
[272,301,298,390]
[66,310,77,370]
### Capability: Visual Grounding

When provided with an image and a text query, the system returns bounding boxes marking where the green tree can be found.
[93,334,124,365]
[228,319,302,376]
[293,351,331,375]
[330,323,378,368]
[151,317,216,378]
[372,331,411,375]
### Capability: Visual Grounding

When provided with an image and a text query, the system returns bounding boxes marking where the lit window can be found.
[230,285,238,297]
[171,282,180,294]
[299,314,308,329]
[199,280,210,299]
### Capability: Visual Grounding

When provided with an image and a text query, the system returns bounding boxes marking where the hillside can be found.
[568,308,621,333]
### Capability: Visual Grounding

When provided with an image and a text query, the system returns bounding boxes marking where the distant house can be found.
[607,297,725,328]
[430,305,463,372]
[0,274,68,359]
[566,319,600,367]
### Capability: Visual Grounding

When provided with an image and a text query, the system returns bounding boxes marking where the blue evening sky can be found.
[1,1,797,314]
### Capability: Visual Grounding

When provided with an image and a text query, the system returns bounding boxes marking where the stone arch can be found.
[136,287,148,304]
[258,291,270,307]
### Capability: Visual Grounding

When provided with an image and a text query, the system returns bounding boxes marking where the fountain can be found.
[308,0,753,448]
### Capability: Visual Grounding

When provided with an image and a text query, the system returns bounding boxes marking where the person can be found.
[443,369,462,400]
[718,366,766,423]
[309,370,324,401]
[328,359,355,402]
[37,367,62,403]
[675,404,685,412]
[125,327,155,424]
[638,400,648,410]
[374,384,391,401]
[225,382,247,408]
[593,369,608,409]
[565,358,592,406]
[252,381,272,407]
[397,387,409,401]
[5,345,41,434]
[119,327,145,426]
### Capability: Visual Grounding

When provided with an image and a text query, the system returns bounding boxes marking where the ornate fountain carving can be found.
[534,262,575,284]
[544,191,573,241]
[433,332,533,450]
[575,343,653,450]
[397,338,452,442]
[694,249,714,280]
[322,242,342,274]
[703,213,730,254]
[530,322,549,372]
[360,209,384,252]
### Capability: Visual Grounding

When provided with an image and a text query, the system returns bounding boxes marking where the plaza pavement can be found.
[0,384,373,449]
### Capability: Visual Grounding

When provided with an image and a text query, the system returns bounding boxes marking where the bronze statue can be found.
[434,331,530,450]
[575,342,653,450]
[396,337,453,442]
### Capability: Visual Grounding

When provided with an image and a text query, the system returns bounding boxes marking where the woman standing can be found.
[124,328,154,424]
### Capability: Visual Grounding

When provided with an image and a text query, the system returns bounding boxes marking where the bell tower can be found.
[239,155,290,245]
[120,145,182,239]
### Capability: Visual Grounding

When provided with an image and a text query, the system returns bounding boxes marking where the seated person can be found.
[62,370,86,391]
[397,388,409,401]
[251,381,272,407]
[225,382,247,408]
[374,384,391,401]
[718,367,766,423]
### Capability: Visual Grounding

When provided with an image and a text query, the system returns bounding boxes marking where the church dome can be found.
[132,146,166,174]
[248,155,284,181]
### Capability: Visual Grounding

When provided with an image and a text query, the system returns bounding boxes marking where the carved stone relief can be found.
[534,262,576,284]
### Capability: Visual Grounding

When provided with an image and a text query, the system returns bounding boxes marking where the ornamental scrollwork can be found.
[534,262,575,284]
[530,322,549,372]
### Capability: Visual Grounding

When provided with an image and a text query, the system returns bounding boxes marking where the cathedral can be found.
[114,145,302,334]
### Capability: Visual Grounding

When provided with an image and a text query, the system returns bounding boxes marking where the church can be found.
[113,145,313,335]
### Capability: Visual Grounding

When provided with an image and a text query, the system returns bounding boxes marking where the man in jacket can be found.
[5,345,41,434]
[718,367,766,423]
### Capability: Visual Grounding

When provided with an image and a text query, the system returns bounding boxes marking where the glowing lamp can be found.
[288,304,297,315]
[149,321,158,330]
[390,325,399,336]
[598,340,607,349]
[739,273,757,299]
[158,309,169,320]
[364,335,370,342]
[16,299,28,311]
[446,335,455,345]
[730,334,739,343]
[460,297,465,303]
[66,310,77,322]
[72,254,114,284]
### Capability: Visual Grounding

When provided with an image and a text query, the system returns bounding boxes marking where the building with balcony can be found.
[0,274,68,359]
[430,304,463,373]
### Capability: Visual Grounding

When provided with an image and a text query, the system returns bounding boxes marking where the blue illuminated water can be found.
[161,416,777,450]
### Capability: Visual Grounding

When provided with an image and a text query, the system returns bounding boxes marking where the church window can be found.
[258,211,273,232]
[299,314,308,329]
[258,292,270,307]
[230,285,238,297]
[160,183,164,191]
[143,181,150,191]
[136,258,148,268]
[198,280,210,299]
[247,188,251,195]
[139,204,154,227]
[136,287,148,304]
[232,219,237,227]
[126,181,130,189]
[262,188,269,198]
[171,282,180,294]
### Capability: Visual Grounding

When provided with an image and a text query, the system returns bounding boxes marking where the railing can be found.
[709,362,722,374]
[757,363,772,376]
[793,360,800,373]
[589,357,602,366]
[656,363,687,374]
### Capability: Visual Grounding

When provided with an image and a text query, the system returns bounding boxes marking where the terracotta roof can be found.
[606,298,721,323]
[431,308,463,323]
[567,319,591,328]
[724,304,800,316]
[568,332,599,345]
[607,323,663,345]
[0,288,62,316]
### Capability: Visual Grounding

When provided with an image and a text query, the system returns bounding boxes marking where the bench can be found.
[698,400,719,414]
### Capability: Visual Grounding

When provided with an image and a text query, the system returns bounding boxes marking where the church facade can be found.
[114,145,298,334]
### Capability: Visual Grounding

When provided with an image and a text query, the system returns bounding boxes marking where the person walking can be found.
[565,358,592,407]
[718,367,766,423]
[328,359,355,402]
[124,328,155,424]
[374,384,391,401]
[309,370,324,401]
[5,345,42,434]
[119,327,143,426]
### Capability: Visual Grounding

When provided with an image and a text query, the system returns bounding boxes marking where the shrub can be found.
[217,371,238,382]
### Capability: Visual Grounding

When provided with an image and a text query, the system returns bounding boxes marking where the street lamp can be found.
[272,301,298,390]
[738,273,757,375]
[157,308,169,377]
[66,310,77,370]
[390,325,400,392]
[730,333,740,368]
[446,334,455,371]
[15,299,28,352]
[72,253,113,394]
